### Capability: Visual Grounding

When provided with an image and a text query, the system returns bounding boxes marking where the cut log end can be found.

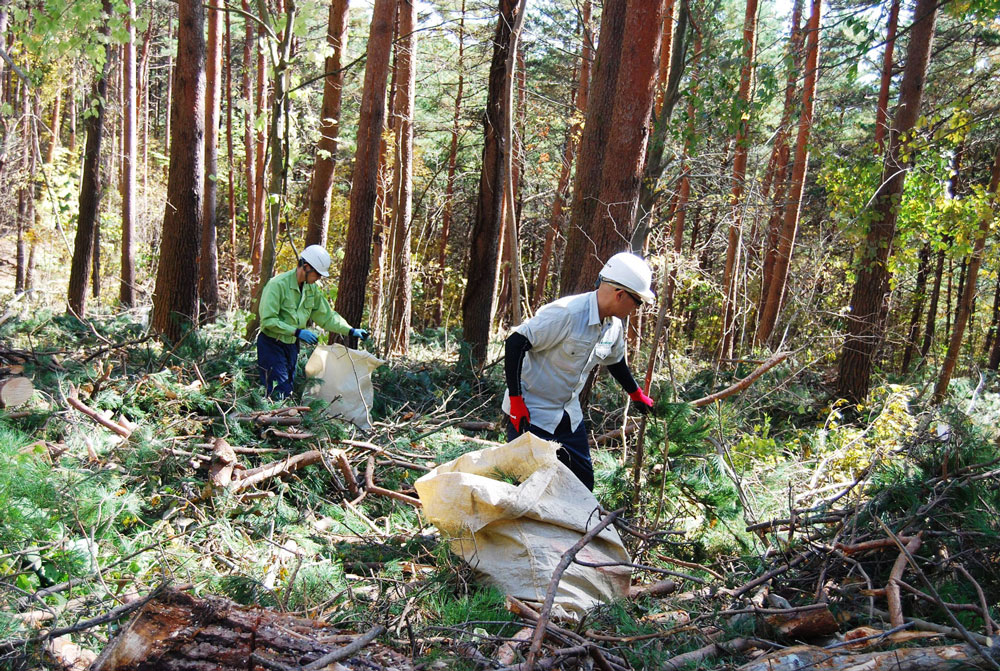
[0,376,34,408]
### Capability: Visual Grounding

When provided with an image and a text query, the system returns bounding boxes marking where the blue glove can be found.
[349,328,369,341]
[296,329,319,345]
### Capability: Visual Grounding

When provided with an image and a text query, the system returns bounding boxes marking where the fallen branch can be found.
[65,386,132,438]
[230,450,324,493]
[887,534,922,628]
[524,509,621,671]
[738,642,1000,671]
[691,351,790,408]
[665,637,754,670]
[364,456,422,507]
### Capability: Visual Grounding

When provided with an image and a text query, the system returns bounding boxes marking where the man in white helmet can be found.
[503,252,656,490]
[257,244,369,398]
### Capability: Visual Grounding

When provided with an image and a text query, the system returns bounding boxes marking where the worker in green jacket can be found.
[257,245,369,398]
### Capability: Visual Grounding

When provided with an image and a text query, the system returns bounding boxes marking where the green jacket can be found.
[259,270,351,344]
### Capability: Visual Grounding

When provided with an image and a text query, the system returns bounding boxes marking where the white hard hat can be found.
[599,252,654,304]
[300,245,331,277]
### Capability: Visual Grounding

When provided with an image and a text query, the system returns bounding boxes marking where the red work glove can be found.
[508,395,530,433]
[629,388,654,414]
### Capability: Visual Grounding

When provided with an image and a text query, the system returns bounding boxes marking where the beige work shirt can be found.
[502,292,625,433]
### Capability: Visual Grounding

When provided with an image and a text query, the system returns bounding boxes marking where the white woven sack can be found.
[304,344,384,430]
[414,433,631,620]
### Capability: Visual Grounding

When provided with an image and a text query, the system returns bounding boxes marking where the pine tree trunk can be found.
[67,0,113,318]
[574,0,668,289]
[200,0,223,320]
[719,0,760,361]
[983,278,1000,361]
[224,10,238,306]
[431,0,465,326]
[532,0,591,311]
[242,0,257,276]
[460,0,518,363]
[120,0,137,308]
[932,144,1000,403]
[836,0,938,403]
[45,90,61,164]
[874,0,900,153]
[305,0,350,247]
[559,0,627,297]
[754,0,819,346]
[151,0,205,341]
[900,243,930,374]
[334,0,396,329]
[387,0,416,355]
[501,0,528,326]
[920,248,946,363]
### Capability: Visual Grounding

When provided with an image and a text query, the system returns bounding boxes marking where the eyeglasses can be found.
[620,289,642,306]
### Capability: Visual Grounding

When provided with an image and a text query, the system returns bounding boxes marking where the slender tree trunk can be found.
[165,17,173,152]
[900,243,930,374]
[758,0,802,314]
[932,145,1000,403]
[334,0,396,329]
[719,0,760,361]
[754,0,819,346]
[45,89,61,164]
[67,0,113,318]
[432,0,465,326]
[120,0,137,307]
[461,0,517,364]
[200,0,222,319]
[15,91,33,293]
[305,0,350,247]
[151,0,206,340]
[387,0,416,355]
[874,0,900,153]
[224,9,238,306]
[68,69,78,152]
[532,0,591,311]
[920,248,946,363]
[500,0,528,326]
[91,208,101,299]
[251,43,269,275]
[989,279,1000,369]
[836,0,938,403]
[242,0,257,275]
[983,278,1000,360]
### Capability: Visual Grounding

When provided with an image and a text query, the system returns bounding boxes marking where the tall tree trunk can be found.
[67,0,113,318]
[242,0,257,275]
[758,0,802,316]
[432,0,465,326]
[920,248,946,363]
[754,0,819,346]
[45,89,61,163]
[559,0,627,297]
[224,8,238,306]
[68,69,78,153]
[334,0,396,329]
[305,0,350,247]
[500,0,528,326]
[15,90,33,293]
[200,0,222,319]
[836,0,937,403]
[532,0,591,310]
[874,0,900,153]
[570,0,668,292]
[719,0,760,361]
[151,0,205,340]
[120,0,137,308]
[932,145,1000,403]
[983,277,1000,360]
[900,243,930,374]
[387,0,415,355]
[461,0,517,364]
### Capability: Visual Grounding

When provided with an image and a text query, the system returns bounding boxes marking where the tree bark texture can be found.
[932,143,1000,403]
[387,0,416,355]
[921,248,946,362]
[571,0,668,291]
[432,0,464,326]
[719,0,760,361]
[120,0,137,308]
[754,0,819,346]
[335,0,396,329]
[739,643,1000,671]
[532,0,591,310]
[200,0,223,320]
[67,0,112,318]
[874,0,900,153]
[90,588,382,671]
[150,0,205,341]
[900,243,930,374]
[460,0,516,365]
[837,0,938,403]
[305,0,350,247]
[559,0,627,297]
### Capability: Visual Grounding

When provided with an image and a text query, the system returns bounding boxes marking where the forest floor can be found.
[3,308,1000,671]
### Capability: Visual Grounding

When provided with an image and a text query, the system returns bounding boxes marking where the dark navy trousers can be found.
[257,333,299,399]
[507,412,593,490]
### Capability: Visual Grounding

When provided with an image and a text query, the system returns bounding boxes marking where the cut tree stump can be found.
[738,642,1000,671]
[90,588,388,671]
[0,376,33,408]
